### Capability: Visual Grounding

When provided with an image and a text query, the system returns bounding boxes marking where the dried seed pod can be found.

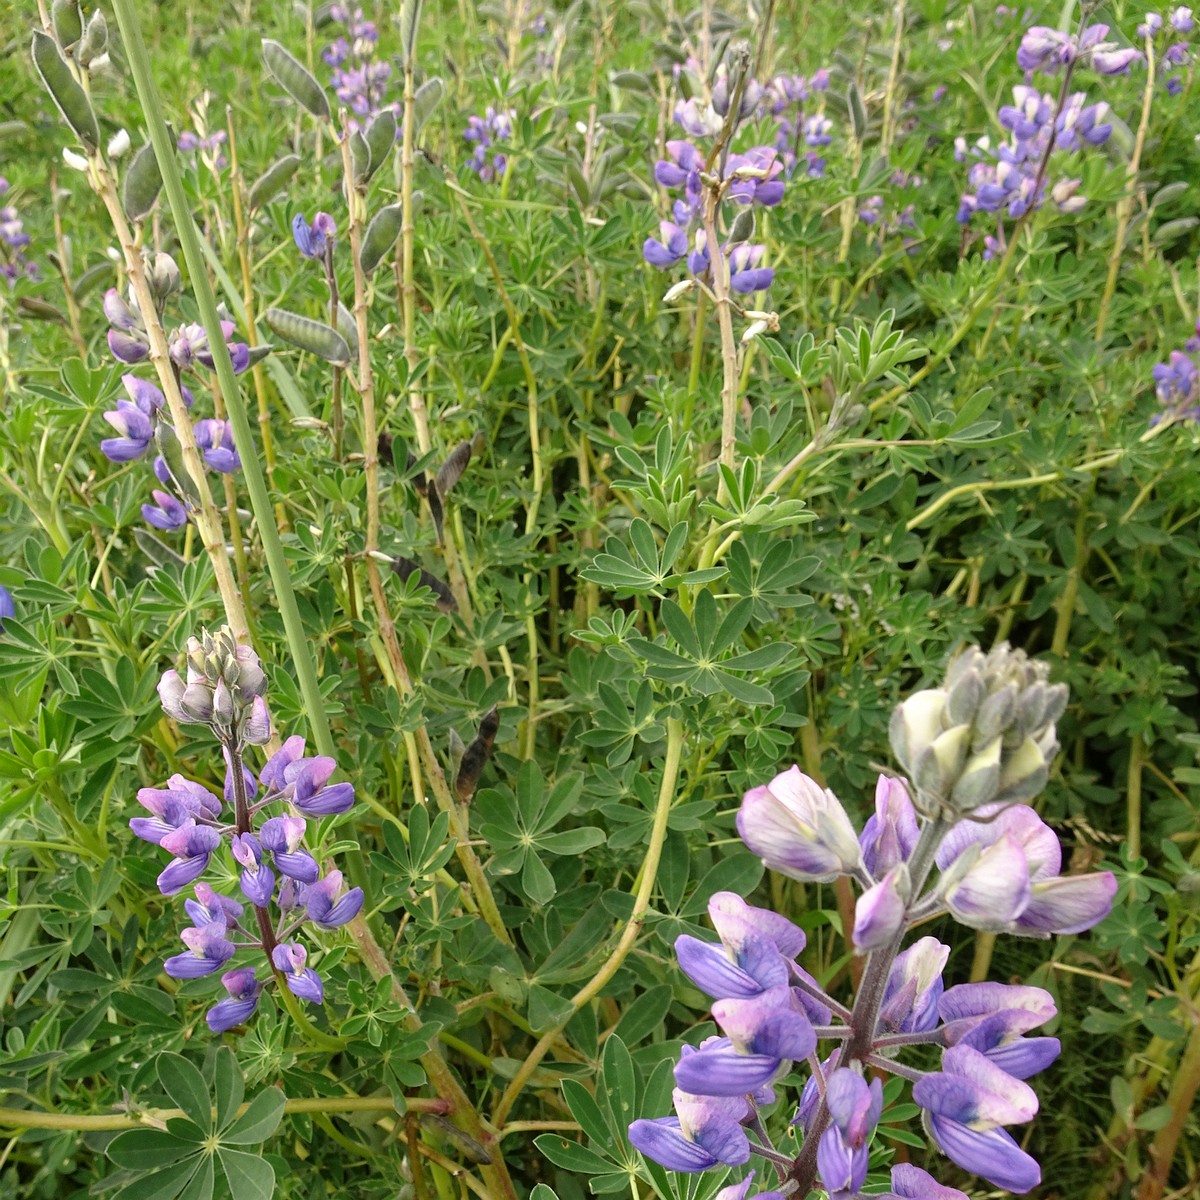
[350,129,372,186]
[434,435,477,497]
[122,142,162,223]
[247,154,301,210]
[455,706,499,803]
[31,31,99,151]
[264,307,351,364]
[262,39,331,121]
[426,482,445,544]
[51,0,83,49]
[359,203,403,275]
[389,556,456,612]
[377,431,394,466]
[364,110,396,179]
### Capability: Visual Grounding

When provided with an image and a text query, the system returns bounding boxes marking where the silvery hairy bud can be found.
[167,626,271,747]
[145,251,182,308]
[891,643,1067,818]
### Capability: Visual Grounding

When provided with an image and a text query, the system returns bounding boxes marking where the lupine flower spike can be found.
[629,643,1115,1196]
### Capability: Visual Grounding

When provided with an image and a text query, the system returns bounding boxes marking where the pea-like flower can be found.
[142,489,189,531]
[292,211,337,259]
[157,819,222,894]
[816,1069,882,1196]
[164,919,236,978]
[627,1087,751,1171]
[193,418,241,473]
[206,967,262,1032]
[272,941,324,1004]
[303,870,365,929]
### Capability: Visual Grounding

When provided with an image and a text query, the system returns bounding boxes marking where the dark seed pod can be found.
[247,154,301,210]
[350,129,372,186]
[363,110,396,180]
[434,436,476,497]
[122,142,163,223]
[51,0,83,49]
[455,706,499,803]
[389,556,456,612]
[31,31,99,151]
[72,261,111,302]
[359,203,403,275]
[377,430,394,466]
[427,482,445,544]
[262,39,331,120]
[264,307,352,364]
[413,77,445,131]
[78,10,107,66]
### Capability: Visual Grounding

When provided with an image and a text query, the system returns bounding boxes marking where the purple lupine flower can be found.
[860,775,920,876]
[1017,26,1077,72]
[643,221,689,268]
[727,244,774,294]
[464,107,516,183]
[157,819,223,894]
[303,870,365,928]
[738,765,865,882]
[260,815,320,883]
[939,982,1061,1079]
[206,967,262,1032]
[913,1044,1042,1192]
[816,1069,882,1195]
[853,865,909,951]
[193,418,241,474]
[0,584,13,631]
[272,941,324,1004]
[627,1088,751,1171]
[260,735,307,791]
[711,62,763,119]
[1153,349,1200,417]
[1171,6,1195,32]
[674,98,723,138]
[724,148,786,207]
[169,321,250,374]
[712,1170,784,1200]
[1139,13,1165,37]
[0,181,38,286]
[142,489,188,531]
[888,1164,970,1199]
[878,936,949,1034]
[185,882,243,929]
[673,988,817,1095]
[232,832,276,907]
[293,211,337,260]
[289,755,355,816]
[163,919,236,978]
[100,399,155,462]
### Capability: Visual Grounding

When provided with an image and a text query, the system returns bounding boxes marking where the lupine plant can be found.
[4,1,1200,1199]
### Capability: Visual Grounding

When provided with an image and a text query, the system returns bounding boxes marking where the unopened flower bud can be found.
[180,681,215,723]
[973,685,1016,746]
[663,278,696,303]
[211,677,236,729]
[950,737,1001,813]
[991,737,1049,807]
[853,864,910,953]
[889,689,949,775]
[945,668,985,727]
[157,669,188,722]
[146,251,181,305]
[107,128,130,158]
[912,724,971,813]
[243,696,272,745]
[741,319,769,344]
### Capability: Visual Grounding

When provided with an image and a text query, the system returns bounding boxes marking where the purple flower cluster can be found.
[860,172,922,253]
[464,107,515,183]
[629,645,1117,1196]
[1138,9,1194,93]
[293,211,337,260]
[134,629,361,1032]
[956,85,1112,253]
[0,178,39,287]
[643,140,781,294]
[1017,23,1142,76]
[1151,321,1200,422]
[760,69,832,177]
[324,6,397,129]
[104,287,250,374]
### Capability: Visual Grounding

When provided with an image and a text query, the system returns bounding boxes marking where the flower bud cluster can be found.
[136,630,361,1033]
[323,5,398,131]
[889,642,1068,819]
[630,645,1116,1197]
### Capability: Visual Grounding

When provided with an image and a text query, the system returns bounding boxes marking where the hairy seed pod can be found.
[726,205,756,246]
[78,10,108,66]
[247,344,273,366]
[359,203,403,275]
[389,556,456,612]
[31,31,99,151]
[264,307,351,364]
[399,0,424,66]
[413,77,445,131]
[72,260,111,302]
[122,142,162,223]
[350,129,372,186]
[455,706,499,803]
[262,39,331,120]
[847,82,867,141]
[611,70,652,93]
[154,422,201,506]
[247,154,301,210]
[17,297,67,324]
[51,0,83,49]
[335,301,357,348]
[363,110,396,179]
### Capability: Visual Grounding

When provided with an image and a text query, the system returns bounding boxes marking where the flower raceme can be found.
[628,645,1116,1196]
[132,628,361,1032]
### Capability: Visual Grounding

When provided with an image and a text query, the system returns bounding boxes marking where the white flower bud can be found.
[107,128,131,158]
[62,147,89,172]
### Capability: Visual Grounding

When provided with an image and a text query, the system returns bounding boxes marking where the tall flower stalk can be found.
[628,644,1117,1196]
